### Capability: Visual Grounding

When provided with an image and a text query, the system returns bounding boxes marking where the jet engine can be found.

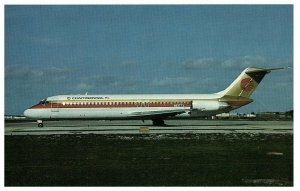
[192,100,229,111]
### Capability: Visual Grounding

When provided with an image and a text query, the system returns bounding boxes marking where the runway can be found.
[5,119,293,186]
[5,120,293,135]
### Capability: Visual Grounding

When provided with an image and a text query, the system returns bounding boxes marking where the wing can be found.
[128,109,190,118]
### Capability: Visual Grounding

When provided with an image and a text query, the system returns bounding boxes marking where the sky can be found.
[5,5,293,115]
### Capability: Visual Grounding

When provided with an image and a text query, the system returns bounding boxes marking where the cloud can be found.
[151,77,195,87]
[76,82,94,91]
[75,75,137,92]
[221,56,292,69]
[181,56,292,70]
[5,64,43,80]
[182,58,219,69]
[5,64,72,83]
[221,56,268,69]
[45,67,71,74]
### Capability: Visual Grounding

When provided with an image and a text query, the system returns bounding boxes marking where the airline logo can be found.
[67,96,110,100]
[240,78,254,92]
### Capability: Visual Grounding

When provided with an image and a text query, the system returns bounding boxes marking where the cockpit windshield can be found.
[38,99,49,105]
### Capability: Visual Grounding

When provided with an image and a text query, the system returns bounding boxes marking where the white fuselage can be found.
[24,93,234,120]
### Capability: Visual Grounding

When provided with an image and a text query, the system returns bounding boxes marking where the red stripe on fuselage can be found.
[30,102,192,109]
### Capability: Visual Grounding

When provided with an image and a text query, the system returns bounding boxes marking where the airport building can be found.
[215,110,293,120]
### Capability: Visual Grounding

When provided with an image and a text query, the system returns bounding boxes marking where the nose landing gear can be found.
[37,120,43,127]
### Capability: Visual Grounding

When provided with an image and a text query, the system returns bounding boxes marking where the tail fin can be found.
[218,67,281,98]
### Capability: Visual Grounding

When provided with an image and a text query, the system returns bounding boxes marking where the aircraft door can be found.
[51,103,60,112]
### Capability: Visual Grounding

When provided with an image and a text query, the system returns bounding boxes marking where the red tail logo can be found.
[240,78,254,92]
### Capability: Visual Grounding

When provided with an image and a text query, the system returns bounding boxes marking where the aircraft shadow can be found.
[54,123,250,127]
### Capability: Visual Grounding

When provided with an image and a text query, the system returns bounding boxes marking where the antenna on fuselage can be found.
[85,92,88,95]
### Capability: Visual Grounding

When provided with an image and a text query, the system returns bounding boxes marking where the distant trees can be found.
[286,110,293,118]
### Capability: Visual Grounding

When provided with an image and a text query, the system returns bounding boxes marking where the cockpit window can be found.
[39,99,49,105]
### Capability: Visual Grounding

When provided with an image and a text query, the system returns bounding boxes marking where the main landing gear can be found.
[37,120,43,127]
[152,118,166,126]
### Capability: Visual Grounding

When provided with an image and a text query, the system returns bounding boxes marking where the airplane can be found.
[24,67,282,127]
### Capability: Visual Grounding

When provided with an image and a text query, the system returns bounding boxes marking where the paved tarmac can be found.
[5,120,293,135]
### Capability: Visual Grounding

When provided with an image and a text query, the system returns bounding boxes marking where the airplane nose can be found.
[24,109,33,118]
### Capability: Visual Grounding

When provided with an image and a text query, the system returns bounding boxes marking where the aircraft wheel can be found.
[152,118,166,126]
[38,123,44,128]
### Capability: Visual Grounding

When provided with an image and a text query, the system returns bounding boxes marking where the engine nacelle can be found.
[192,100,229,111]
